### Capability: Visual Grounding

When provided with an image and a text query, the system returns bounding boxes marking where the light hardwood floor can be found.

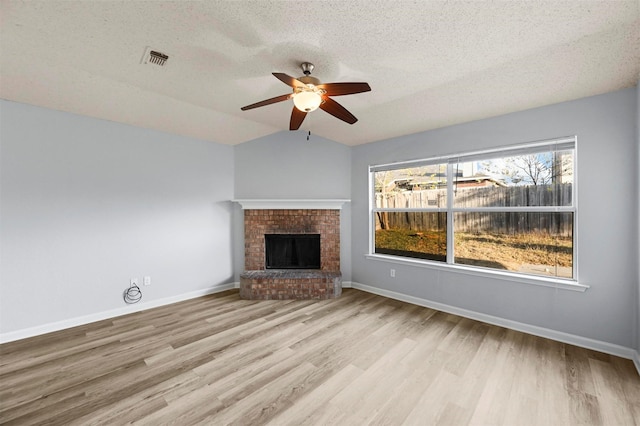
[1,289,639,425]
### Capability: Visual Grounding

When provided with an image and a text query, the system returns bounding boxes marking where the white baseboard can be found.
[0,283,236,344]
[350,282,640,376]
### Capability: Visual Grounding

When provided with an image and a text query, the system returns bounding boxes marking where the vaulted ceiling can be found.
[1,1,638,146]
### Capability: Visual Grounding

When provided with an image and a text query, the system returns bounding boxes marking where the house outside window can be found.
[370,137,576,281]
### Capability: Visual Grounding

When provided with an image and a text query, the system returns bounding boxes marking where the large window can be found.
[370,137,576,280]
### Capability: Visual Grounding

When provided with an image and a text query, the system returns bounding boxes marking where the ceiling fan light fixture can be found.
[293,89,322,112]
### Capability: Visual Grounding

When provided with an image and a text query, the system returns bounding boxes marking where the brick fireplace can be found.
[234,199,347,300]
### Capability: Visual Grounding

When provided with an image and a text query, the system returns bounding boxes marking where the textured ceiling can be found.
[1,1,638,146]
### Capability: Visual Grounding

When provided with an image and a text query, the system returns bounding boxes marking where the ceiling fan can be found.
[240,62,371,130]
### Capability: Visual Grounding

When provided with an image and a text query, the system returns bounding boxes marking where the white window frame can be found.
[367,136,587,291]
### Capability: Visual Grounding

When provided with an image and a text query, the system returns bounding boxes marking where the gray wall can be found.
[351,88,638,348]
[0,100,235,334]
[233,131,352,281]
[636,82,640,358]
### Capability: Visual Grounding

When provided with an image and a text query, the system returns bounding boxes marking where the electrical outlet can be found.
[130,278,139,286]
[144,276,151,286]
[390,269,395,278]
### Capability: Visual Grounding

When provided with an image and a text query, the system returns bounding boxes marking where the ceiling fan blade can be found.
[273,73,305,88]
[290,107,307,130]
[319,97,358,124]
[317,82,371,96]
[241,94,291,111]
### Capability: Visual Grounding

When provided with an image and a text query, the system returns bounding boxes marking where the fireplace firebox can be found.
[265,234,321,269]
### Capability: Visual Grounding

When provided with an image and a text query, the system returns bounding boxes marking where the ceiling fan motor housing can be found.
[298,75,321,86]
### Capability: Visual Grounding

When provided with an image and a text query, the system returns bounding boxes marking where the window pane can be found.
[454,212,573,278]
[453,149,574,207]
[375,212,446,262]
[374,164,447,208]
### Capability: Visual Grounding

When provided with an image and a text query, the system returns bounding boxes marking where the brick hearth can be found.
[241,209,342,300]
[239,270,342,300]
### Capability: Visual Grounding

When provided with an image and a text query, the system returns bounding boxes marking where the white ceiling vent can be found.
[140,46,168,66]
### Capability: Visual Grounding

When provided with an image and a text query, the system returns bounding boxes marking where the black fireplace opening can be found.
[265,234,321,269]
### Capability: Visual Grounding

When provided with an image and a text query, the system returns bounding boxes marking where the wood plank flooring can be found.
[1,289,639,425]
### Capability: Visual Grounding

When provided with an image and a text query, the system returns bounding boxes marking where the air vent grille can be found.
[141,46,169,66]
[149,51,168,66]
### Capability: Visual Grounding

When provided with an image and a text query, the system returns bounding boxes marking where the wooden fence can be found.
[375,184,573,236]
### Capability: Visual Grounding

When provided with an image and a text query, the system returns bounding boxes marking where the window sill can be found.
[364,254,588,292]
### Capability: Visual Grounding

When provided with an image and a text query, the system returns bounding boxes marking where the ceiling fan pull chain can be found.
[307,130,311,141]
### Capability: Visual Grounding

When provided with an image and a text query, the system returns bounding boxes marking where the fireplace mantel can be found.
[232,199,350,210]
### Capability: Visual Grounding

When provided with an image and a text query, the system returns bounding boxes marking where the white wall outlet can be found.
[390,269,396,278]
[130,278,139,286]
[143,276,151,286]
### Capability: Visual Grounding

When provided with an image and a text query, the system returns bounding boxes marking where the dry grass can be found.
[455,232,572,271]
[375,229,446,261]
[375,229,572,272]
